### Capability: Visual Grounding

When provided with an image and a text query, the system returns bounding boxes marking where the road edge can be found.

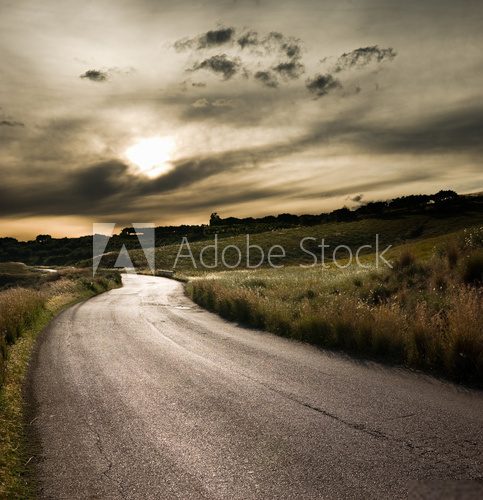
[0,284,121,498]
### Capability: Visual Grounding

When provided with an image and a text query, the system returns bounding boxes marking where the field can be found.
[0,266,121,497]
[104,211,483,273]
[186,226,483,385]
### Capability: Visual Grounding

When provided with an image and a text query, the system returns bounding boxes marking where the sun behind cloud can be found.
[125,136,176,178]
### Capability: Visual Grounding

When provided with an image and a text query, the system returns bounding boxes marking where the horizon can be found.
[1,188,477,241]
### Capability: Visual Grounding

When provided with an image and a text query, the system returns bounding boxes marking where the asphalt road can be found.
[30,274,483,499]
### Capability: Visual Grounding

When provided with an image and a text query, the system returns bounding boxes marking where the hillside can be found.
[1,191,482,267]
[97,211,483,273]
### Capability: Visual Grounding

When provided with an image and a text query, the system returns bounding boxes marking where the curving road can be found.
[29,274,483,499]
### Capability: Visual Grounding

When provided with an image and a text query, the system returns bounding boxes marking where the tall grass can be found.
[187,228,483,385]
[0,268,121,388]
[0,267,122,497]
[0,289,44,386]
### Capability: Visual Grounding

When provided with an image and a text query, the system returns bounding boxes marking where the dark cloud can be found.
[175,27,235,51]
[334,46,396,72]
[272,61,305,79]
[237,30,259,49]
[177,26,305,89]
[262,32,303,60]
[263,31,284,48]
[306,73,342,96]
[80,69,108,82]
[282,41,302,60]
[191,81,206,88]
[231,29,304,60]
[254,71,278,88]
[190,54,241,80]
[2,102,483,218]
[313,173,433,200]
[0,119,24,127]
[364,105,483,154]
[346,193,364,205]
[70,160,132,200]
[202,27,234,48]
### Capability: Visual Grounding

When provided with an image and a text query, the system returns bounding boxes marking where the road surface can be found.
[29,274,483,499]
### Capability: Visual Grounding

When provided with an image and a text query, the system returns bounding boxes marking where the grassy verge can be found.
[187,227,483,386]
[0,269,121,498]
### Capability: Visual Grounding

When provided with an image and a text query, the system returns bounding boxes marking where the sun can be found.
[125,136,176,178]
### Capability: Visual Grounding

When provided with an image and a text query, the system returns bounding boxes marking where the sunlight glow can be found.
[125,136,176,178]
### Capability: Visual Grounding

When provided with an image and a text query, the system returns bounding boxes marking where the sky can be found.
[1,0,483,240]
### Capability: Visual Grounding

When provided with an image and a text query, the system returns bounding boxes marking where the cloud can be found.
[177,26,306,89]
[272,61,305,79]
[281,41,302,60]
[201,27,234,48]
[334,46,396,72]
[306,73,342,96]
[0,119,24,127]
[262,32,303,60]
[191,98,235,108]
[254,71,278,88]
[178,80,207,92]
[237,30,259,49]
[236,29,303,60]
[175,26,235,51]
[363,105,483,154]
[2,101,483,219]
[212,98,235,108]
[108,66,136,76]
[346,193,364,205]
[190,54,241,80]
[192,98,210,108]
[314,173,433,200]
[80,69,109,82]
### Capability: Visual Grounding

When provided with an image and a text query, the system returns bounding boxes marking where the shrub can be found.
[446,243,460,269]
[461,251,483,285]
[396,250,416,269]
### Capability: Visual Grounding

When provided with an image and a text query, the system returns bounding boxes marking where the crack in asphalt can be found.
[82,417,127,499]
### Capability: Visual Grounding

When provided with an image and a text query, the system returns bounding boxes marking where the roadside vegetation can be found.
[187,227,483,386]
[0,267,121,498]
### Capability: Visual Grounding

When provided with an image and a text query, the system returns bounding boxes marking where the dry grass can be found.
[187,227,483,385]
[0,289,44,386]
[0,268,121,498]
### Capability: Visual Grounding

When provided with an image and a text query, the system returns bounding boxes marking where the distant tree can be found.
[432,190,459,203]
[329,207,355,222]
[121,227,136,236]
[355,201,388,216]
[389,194,430,210]
[210,213,222,226]
[276,213,299,224]
[35,234,52,244]
[0,237,18,243]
